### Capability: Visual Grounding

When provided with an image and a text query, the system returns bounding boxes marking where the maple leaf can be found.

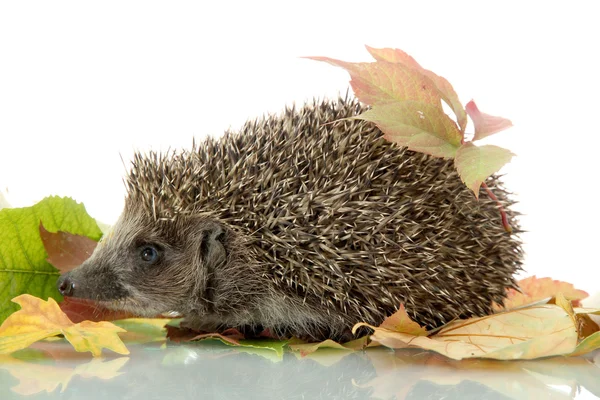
[454,142,515,198]
[466,100,513,141]
[497,276,590,311]
[0,294,129,357]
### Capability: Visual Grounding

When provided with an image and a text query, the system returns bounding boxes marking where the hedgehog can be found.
[57,96,523,341]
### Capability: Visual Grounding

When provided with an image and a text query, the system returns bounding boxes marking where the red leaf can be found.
[39,222,98,273]
[59,298,136,323]
[465,100,513,141]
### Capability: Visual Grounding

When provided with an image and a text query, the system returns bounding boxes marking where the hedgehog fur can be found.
[57,96,523,341]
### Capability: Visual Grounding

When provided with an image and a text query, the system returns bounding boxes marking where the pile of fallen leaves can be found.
[1,46,599,360]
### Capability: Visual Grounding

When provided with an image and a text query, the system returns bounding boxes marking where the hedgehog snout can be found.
[57,273,76,297]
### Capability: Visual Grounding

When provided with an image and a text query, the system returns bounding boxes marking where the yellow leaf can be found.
[0,294,129,356]
[363,304,580,360]
[63,321,129,357]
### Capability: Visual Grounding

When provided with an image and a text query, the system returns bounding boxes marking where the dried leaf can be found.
[498,276,590,311]
[357,100,462,158]
[466,100,513,141]
[358,302,599,360]
[39,223,98,273]
[366,45,467,132]
[375,304,427,336]
[454,142,514,198]
[0,294,129,357]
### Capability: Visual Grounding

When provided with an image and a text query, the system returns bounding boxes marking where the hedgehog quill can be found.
[57,98,523,341]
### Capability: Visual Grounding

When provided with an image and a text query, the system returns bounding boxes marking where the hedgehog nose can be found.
[57,275,75,297]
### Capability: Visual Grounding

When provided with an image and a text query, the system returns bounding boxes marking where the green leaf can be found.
[0,196,102,324]
[454,143,514,198]
[365,46,468,133]
[356,100,462,158]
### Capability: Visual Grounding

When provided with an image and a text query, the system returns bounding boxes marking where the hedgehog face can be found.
[56,207,229,318]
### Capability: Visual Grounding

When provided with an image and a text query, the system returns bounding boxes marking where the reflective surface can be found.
[1,341,599,399]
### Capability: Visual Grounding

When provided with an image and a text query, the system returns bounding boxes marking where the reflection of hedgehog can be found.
[57,97,523,341]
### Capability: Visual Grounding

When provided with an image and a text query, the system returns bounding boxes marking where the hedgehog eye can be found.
[139,245,160,264]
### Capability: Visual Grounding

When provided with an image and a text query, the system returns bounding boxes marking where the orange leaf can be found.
[375,304,427,336]
[0,295,129,357]
[497,276,589,311]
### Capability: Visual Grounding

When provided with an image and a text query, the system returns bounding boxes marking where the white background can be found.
[1,1,598,294]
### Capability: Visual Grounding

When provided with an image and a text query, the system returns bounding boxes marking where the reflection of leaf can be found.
[497,276,589,311]
[0,196,102,324]
[360,349,596,400]
[39,223,98,273]
[0,353,128,395]
[357,300,600,360]
[0,295,129,357]
[288,336,369,357]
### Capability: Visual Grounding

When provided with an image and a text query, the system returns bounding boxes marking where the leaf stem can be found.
[481,182,512,233]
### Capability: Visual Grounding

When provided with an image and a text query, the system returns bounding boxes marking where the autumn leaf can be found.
[365,45,468,132]
[357,100,463,158]
[378,304,427,336]
[454,142,514,198]
[0,294,129,357]
[497,276,590,311]
[0,196,102,324]
[466,100,513,141]
[39,222,98,273]
[355,297,600,360]
[309,46,516,229]
[308,56,445,108]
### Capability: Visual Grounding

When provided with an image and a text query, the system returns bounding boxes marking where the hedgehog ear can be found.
[197,221,227,269]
